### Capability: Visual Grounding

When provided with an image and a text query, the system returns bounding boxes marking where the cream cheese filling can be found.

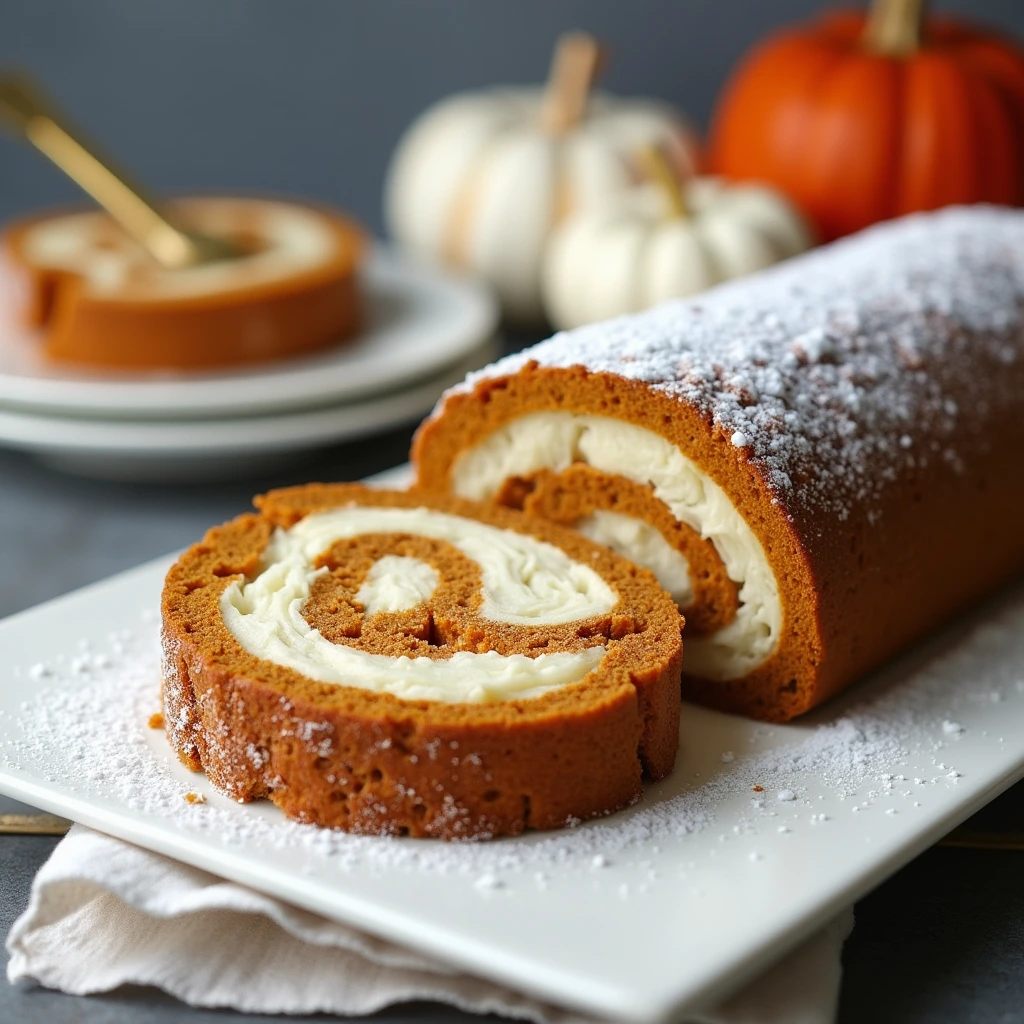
[575,509,694,609]
[354,555,440,617]
[220,506,615,703]
[450,412,781,680]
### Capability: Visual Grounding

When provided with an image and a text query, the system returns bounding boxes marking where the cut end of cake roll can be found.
[160,485,683,840]
[413,367,812,721]
[413,207,1024,722]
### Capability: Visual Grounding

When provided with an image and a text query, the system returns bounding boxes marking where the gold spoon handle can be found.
[0,812,72,836]
[938,829,1024,852]
[0,73,201,269]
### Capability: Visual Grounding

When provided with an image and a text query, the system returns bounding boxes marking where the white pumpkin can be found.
[384,34,700,324]
[541,165,814,331]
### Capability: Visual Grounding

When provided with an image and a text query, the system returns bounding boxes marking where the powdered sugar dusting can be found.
[443,207,1024,520]
[5,583,1024,881]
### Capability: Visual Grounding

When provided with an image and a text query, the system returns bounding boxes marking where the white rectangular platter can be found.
[2,482,1024,1023]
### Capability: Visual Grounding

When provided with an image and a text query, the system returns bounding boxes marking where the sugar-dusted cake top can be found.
[449,206,1024,520]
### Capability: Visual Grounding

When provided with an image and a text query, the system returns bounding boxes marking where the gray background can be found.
[2,0,1024,236]
[3,1,1024,1022]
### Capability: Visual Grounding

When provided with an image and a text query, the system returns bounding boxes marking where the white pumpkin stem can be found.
[540,32,605,134]
[637,145,688,219]
[863,0,926,56]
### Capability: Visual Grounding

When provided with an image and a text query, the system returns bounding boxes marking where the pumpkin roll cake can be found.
[3,196,364,370]
[413,207,1024,722]
[161,484,682,840]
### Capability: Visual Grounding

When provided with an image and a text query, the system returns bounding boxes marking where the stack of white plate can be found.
[0,249,499,482]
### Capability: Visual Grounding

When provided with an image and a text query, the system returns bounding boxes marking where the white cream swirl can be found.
[575,509,694,609]
[451,412,781,680]
[220,506,615,703]
[354,555,440,617]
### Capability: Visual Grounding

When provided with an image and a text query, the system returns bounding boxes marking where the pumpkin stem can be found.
[540,32,605,134]
[637,145,688,218]
[863,0,926,56]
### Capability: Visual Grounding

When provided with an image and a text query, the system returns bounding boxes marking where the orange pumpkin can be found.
[710,0,1024,241]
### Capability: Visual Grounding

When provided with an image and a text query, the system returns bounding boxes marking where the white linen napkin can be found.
[7,825,852,1023]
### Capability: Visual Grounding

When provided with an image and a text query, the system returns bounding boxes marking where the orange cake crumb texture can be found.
[160,484,683,840]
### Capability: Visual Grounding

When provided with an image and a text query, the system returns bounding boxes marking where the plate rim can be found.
[0,340,495,457]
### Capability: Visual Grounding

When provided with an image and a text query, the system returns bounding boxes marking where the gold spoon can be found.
[0,813,72,836]
[0,72,245,270]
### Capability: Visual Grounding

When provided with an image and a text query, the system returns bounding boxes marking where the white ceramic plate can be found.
[0,340,496,482]
[2,502,1023,1022]
[0,249,497,420]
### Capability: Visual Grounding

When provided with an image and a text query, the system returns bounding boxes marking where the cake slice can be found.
[161,484,682,840]
[3,196,363,370]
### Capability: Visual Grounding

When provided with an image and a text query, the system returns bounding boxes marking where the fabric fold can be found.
[8,825,852,1024]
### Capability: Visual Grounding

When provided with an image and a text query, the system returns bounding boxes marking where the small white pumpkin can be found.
[385,34,700,324]
[541,150,814,330]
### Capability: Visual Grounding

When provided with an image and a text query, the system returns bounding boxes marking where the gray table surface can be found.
[2,439,1023,1024]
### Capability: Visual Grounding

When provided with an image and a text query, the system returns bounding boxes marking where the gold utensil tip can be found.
[0,813,72,836]
[0,72,246,270]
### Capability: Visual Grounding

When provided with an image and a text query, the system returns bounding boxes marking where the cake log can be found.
[161,485,682,840]
[413,207,1024,722]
